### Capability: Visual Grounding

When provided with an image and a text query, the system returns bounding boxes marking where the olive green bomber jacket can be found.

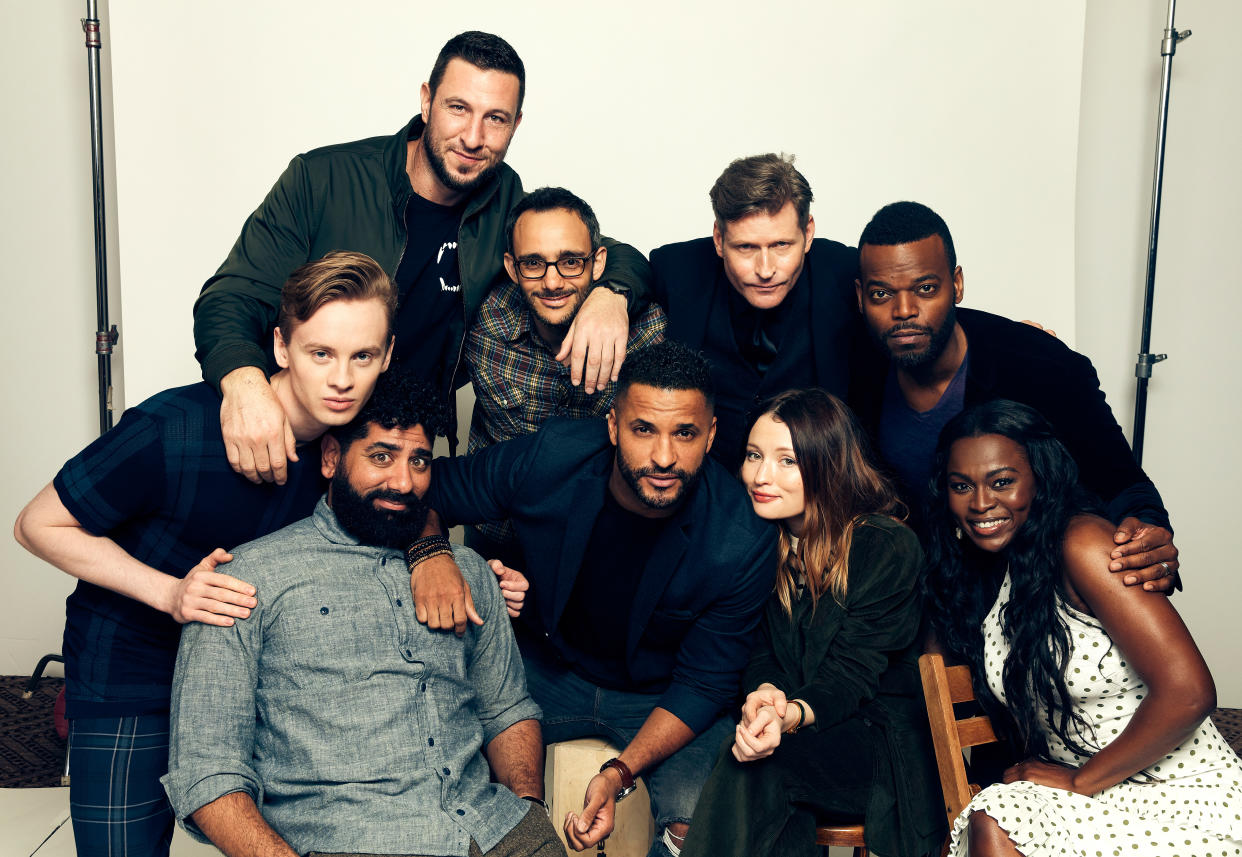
[192,115,651,394]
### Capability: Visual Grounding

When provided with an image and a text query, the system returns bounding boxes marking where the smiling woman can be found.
[923,400,1242,857]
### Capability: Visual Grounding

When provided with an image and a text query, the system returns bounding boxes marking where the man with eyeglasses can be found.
[464,186,666,566]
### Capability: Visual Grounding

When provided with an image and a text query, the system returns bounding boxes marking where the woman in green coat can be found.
[681,389,944,857]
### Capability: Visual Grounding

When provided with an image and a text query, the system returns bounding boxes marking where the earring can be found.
[955,526,963,541]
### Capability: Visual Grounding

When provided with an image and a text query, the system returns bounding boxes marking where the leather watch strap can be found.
[599,757,636,801]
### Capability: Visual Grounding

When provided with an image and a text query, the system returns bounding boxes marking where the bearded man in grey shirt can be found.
[162,374,562,857]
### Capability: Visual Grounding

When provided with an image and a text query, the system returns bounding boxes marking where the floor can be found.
[0,788,218,857]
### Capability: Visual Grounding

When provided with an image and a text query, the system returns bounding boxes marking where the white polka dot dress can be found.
[948,573,1242,856]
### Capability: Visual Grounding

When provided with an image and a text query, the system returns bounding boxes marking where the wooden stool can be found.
[544,738,655,857]
[815,822,868,856]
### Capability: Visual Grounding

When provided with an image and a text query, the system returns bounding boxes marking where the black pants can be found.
[680,716,874,857]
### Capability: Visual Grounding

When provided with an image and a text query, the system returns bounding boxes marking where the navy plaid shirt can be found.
[54,382,324,718]
[465,282,666,543]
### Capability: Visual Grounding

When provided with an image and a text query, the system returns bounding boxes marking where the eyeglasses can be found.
[514,253,594,280]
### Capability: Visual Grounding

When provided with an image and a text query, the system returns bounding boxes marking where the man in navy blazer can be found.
[425,340,778,856]
[650,153,858,471]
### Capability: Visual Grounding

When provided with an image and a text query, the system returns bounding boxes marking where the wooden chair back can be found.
[918,652,999,830]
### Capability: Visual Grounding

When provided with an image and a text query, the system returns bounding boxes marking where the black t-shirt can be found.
[557,491,670,688]
[390,192,465,385]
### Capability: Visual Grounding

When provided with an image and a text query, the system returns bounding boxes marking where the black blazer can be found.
[428,417,779,734]
[849,307,1170,529]
[651,236,858,384]
[650,237,860,467]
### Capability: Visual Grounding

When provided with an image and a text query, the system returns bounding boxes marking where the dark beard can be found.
[329,470,430,549]
[616,454,702,511]
[422,130,498,194]
[876,304,957,370]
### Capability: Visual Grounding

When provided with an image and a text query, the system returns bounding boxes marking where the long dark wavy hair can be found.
[750,388,906,616]
[923,400,1102,760]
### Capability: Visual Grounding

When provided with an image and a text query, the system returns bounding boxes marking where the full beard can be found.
[330,471,431,550]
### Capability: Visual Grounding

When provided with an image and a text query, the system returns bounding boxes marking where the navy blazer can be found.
[428,417,779,734]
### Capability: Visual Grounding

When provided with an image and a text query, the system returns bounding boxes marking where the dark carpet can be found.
[0,675,66,788]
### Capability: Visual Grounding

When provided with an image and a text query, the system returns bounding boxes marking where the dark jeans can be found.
[521,646,733,857]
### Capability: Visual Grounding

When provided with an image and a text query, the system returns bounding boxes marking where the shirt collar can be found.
[311,495,363,546]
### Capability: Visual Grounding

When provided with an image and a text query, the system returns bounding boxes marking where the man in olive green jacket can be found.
[193,31,651,487]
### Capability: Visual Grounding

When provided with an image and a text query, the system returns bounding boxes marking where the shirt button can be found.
[428,737,434,746]
[396,598,403,607]
[404,649,412,658]
[456,809,465,816]
[421,683,427,692]
[442,767,451,776]
[381,557,387,566]
[320,607,329,615]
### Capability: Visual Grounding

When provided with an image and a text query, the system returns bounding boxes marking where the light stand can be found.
[1131,0,1191,464]
[82,0,118,435]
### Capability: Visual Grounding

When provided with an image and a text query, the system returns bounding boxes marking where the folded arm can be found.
[556,238,652,393]
[1012,516,1213,795]
[194,156,317,482]
[14,482,254,626]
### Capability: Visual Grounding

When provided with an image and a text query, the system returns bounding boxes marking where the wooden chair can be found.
[815,821,868,856]
[918,652,1000,839]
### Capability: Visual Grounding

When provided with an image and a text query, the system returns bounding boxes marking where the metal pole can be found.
[83,0,118,435]
[1131,0,1190,464]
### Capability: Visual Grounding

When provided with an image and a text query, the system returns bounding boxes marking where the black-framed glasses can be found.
[514,252,595,280]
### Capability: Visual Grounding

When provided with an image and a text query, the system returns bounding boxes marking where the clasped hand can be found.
[732,684,791,762]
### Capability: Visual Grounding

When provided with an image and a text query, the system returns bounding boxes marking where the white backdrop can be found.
[105,0,1085,403]
[10,1,1237,706]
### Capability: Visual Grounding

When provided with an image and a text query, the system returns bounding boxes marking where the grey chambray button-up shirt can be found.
[162,497,540,856]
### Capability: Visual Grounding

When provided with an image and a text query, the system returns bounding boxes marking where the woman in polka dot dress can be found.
[923,400,1242,857]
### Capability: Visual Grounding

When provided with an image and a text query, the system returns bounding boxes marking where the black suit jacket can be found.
[428,417,779,733]
[850,307,1170,529]
[650,237,860,468]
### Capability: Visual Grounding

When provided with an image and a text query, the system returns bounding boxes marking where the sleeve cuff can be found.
[656,684,724,735]
[200,343,270,393]
[479,698,543,746]
[164,770,262,836]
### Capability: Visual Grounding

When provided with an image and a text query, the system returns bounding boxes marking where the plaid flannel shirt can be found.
[465,281,666,543]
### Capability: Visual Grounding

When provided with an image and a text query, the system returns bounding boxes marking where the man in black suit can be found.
[421,340,778,855]
[650,154,858,471]
[849,200,1180,587]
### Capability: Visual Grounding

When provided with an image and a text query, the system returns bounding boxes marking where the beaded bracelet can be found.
[406,535,452,568]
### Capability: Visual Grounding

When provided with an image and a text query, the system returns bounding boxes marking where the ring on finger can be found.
[1160,561,1173,578]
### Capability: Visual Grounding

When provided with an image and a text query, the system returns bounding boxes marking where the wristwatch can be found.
[598,280,630,297]
[599,757,637,802]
